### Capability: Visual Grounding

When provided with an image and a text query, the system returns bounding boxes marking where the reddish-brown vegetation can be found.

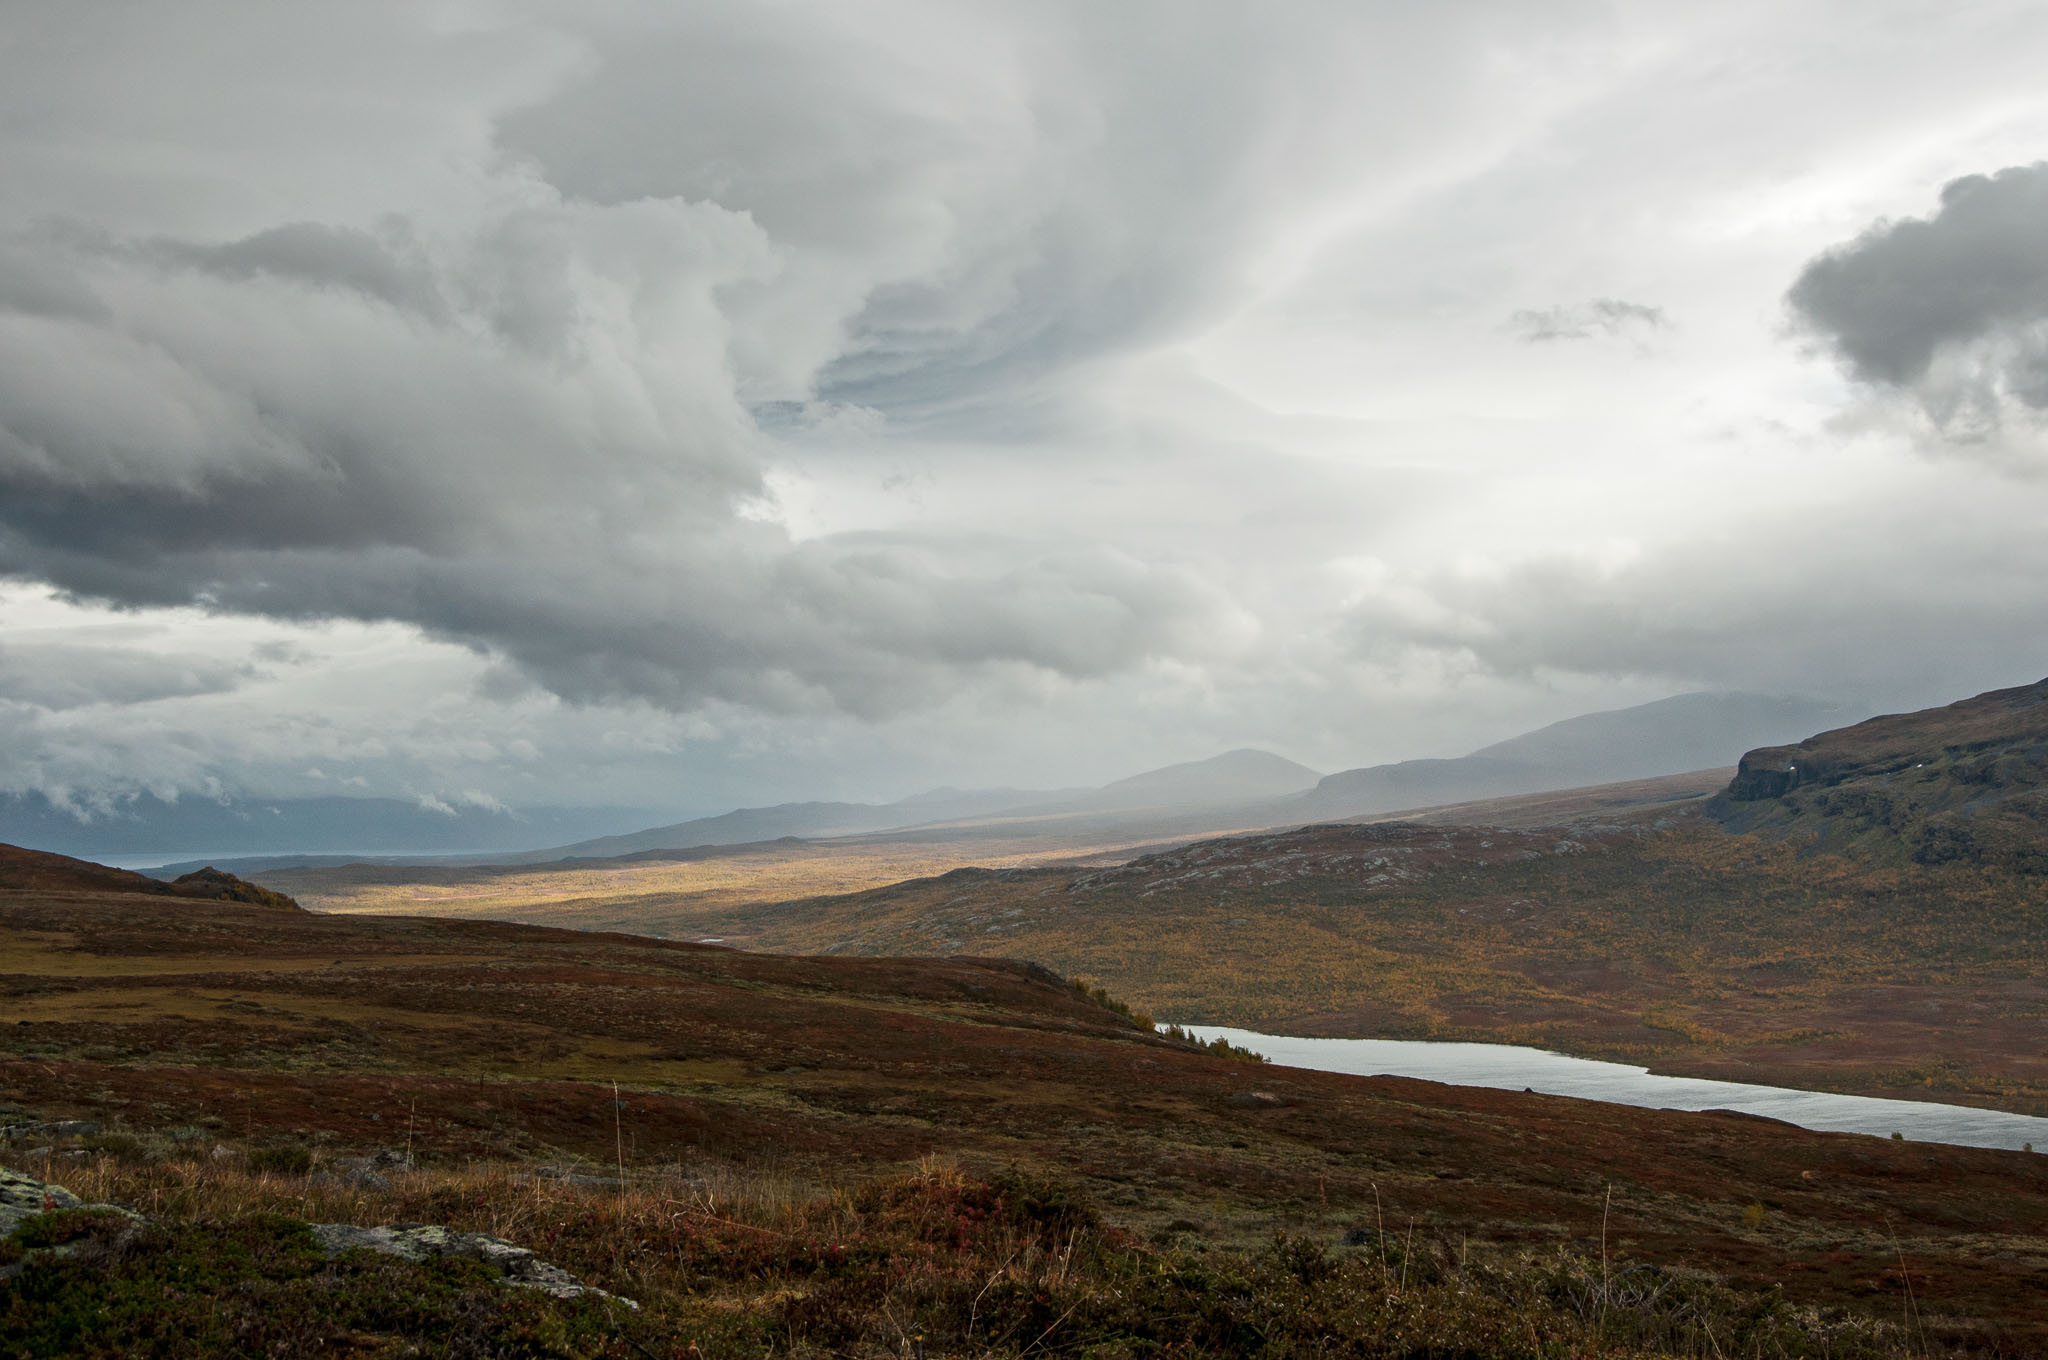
[4,848,2048,1349]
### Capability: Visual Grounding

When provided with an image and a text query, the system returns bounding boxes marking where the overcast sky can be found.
[6,0,2048,818]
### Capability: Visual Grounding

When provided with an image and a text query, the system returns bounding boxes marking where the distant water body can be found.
[1174,1026,2048,1153]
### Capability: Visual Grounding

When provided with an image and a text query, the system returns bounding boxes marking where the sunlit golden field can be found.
[265,773,1727,932]
[264,833,1204,931]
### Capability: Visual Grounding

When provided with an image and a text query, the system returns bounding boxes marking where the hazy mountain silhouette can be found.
[1291,692,1850,822]
[518,750,1322,863]
[511,787,1066,863]
[100,693,1851,874]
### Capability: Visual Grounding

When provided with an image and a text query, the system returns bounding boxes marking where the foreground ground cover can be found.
[0,1150,1997,1358]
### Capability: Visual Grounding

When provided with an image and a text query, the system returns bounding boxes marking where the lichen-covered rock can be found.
[0,1167,143,1282]
[0,1166,84,1239]
[308,1222,634,1307]
[1,1167,627,1309]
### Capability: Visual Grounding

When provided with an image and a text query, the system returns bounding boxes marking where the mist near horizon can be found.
[4,687,1855,869]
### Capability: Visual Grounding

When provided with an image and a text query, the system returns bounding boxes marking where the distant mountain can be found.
[1008,750,1323,817]
[514,787,1066,863]
[1712,676,2048,870]
[521,751,1321,863]
[0,792,651,866]
[1294,692,1849,822]
[22,695,1856,874]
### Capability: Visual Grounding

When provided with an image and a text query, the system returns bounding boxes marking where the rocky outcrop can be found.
[0,1166,141,1280]
[0,1165,626,1304]
[1,1166,91,1239]
[310,1146,409,1192]
[1711,678,2048,869]
[307,1223,631,1305]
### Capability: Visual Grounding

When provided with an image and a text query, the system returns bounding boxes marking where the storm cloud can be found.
[0,3,1333,715]
[1789,162,2048,451]
[7,2,2048,816]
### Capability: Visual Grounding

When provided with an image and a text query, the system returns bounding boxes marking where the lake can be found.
[1173,1025,2048,1152]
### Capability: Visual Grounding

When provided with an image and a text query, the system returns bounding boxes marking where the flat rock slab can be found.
[309,1222,634,1306]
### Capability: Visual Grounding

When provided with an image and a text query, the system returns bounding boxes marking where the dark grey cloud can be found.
[1506,298,1668,344]
[495,5,1267,424]
[0,205,1236,716]
[1789,163,2048,445]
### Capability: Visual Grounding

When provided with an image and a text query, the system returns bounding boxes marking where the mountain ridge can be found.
[1291,691,1848,822]
[109,691,1852,874]
[1713,675,2048,869]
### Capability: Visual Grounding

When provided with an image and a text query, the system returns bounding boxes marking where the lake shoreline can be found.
[1171,1024,2048,1152]
[1165,1015,2048,1119]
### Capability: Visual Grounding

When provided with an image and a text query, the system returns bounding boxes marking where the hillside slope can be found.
[1715,676,2048,869]
[676,682,2048,1117]
[1293,691,1845,821]
[6,841,2048,1351]
[0,842,299,908]
[697,808,2048,1110]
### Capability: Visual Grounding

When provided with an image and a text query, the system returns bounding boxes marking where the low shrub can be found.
[0,1155,1949,1359]
[246,1141,312,1176]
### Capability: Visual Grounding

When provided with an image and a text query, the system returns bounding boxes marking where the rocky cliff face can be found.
[1713,678,2048,869]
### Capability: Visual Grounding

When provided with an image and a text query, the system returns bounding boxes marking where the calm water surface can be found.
[1174,1026,2048,1152]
